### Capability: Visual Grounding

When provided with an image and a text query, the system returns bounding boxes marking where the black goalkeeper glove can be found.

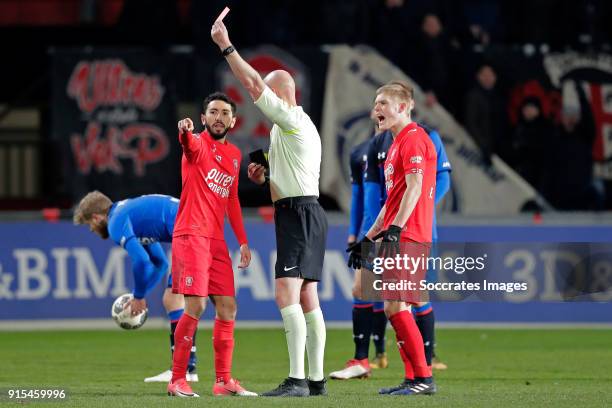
[376,225,402,259]
[346,236,373,269]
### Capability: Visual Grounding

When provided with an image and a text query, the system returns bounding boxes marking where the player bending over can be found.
[74,192,199,383]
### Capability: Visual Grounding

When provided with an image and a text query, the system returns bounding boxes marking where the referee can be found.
[212,20,328,397]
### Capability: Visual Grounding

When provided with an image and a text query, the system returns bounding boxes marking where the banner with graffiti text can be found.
[51,48,180,201]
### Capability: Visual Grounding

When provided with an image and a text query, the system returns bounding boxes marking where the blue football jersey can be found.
[107,194,179,299]
[348,140,370,237]
[349,140,370,186]
[107,194,179,248]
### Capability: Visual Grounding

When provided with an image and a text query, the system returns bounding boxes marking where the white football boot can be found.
[329,359,371,379]
[145,369,199,382]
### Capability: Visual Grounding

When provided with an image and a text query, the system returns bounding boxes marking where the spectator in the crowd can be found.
[368,0,414,70]
[413,13,460,114]
[511,96,555,193]
[546,82,601,210]
[461,0,503,47]
[464,64,507,164]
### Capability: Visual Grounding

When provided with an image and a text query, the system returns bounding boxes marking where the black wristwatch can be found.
[221,45,235,57]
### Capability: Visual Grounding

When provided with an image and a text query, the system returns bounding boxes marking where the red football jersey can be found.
[173,130,243,241]
[382,122,437,243]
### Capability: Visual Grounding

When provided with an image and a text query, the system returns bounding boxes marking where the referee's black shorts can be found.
[274,196,328,281]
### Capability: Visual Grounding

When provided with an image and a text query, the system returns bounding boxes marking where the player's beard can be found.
[205,121,230,140]
[95,219,109,239]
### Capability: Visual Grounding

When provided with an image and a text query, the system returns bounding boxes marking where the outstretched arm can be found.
[211,20,265,101]
[178,118,201,161]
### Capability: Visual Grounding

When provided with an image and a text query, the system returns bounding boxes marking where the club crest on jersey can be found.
[216,155,222,162]
[186,276,193,287]
[233,159,238,171]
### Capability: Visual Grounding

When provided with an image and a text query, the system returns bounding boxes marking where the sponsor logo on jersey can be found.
[205,168,235,198]
[384,164,395,191]
[410,156,423,164]
[410,155,423,164]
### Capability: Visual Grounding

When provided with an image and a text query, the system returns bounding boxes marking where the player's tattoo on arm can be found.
[367,205,386,239]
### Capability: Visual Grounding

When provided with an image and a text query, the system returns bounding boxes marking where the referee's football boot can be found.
[260,377,310,397]
[390,379,437,396]
[378,378,413,394]
[307,378,328,396]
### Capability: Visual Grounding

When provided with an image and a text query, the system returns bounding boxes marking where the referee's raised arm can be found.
[211,20,265,101]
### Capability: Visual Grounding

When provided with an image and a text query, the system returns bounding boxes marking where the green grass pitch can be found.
[1,327,611,407]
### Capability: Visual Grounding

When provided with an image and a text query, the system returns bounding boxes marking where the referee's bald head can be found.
[264,70,297,106]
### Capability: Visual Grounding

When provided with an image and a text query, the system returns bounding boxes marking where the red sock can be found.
[357,358,370,368]
[213,318,235,383]
[395,333,414,379]
[389,310,431,378]
[171,313,199,382]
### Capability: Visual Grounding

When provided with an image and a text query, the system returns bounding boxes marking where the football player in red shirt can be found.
[167,92,256,397]
[348,81,437,395]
